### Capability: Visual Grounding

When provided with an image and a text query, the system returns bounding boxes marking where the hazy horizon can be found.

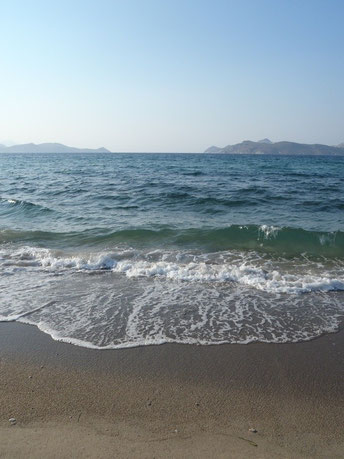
[1,0,344,152]
[1,137,344,154]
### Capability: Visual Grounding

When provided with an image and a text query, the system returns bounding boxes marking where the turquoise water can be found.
[0,153,344,347]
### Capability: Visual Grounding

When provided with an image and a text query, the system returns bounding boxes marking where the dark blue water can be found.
[0,153,343,348]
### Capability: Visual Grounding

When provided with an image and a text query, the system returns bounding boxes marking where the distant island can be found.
[204,139,344,155]
[0,142,110,153]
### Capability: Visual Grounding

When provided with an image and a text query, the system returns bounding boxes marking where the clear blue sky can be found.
[1,0,343,152]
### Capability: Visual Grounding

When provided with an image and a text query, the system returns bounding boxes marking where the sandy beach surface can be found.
[0,322,343,458]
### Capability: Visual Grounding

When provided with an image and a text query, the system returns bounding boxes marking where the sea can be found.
[0,152,344,348]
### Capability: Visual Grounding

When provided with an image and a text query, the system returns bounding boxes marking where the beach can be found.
[1,152,344,458]
[0,322,343,458]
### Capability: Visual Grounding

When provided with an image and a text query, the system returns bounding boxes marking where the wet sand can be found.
[0,322,343,458]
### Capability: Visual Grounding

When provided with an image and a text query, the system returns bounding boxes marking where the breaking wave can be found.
[1,245,344,295]
[0,224,343,257]
[0,197,54,215]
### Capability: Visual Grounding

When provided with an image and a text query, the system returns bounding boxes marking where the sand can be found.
[0,322,344,458]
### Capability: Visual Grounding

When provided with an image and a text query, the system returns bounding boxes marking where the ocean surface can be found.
[1,152,344,348]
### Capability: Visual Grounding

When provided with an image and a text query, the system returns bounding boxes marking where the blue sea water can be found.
[0,152,344,347]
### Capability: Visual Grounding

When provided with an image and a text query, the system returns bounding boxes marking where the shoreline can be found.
[1,321,344,457]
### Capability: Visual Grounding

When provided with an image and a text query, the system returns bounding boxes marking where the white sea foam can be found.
[1,246,343,294]
[1,245,344,349]
[258,225,280,239]
[112,259,344,294]
[14,279,344,349]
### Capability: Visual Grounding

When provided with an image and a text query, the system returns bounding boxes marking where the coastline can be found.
[0,322,343,457]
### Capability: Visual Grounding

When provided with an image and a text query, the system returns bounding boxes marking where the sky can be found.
[1,0,344,152]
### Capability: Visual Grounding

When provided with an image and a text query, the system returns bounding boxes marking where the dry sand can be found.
[0,322,343,458]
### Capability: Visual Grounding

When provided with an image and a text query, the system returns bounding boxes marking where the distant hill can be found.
[204,140,344,156]
[203,145,223,153]
[0,142,110,153]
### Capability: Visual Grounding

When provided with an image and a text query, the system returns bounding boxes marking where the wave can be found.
[0,197,54,215]
[194,197,256,207]
[1,244,344,348]
[182,170,206,176]
[1,245,344,294]
[1,224,344,256]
